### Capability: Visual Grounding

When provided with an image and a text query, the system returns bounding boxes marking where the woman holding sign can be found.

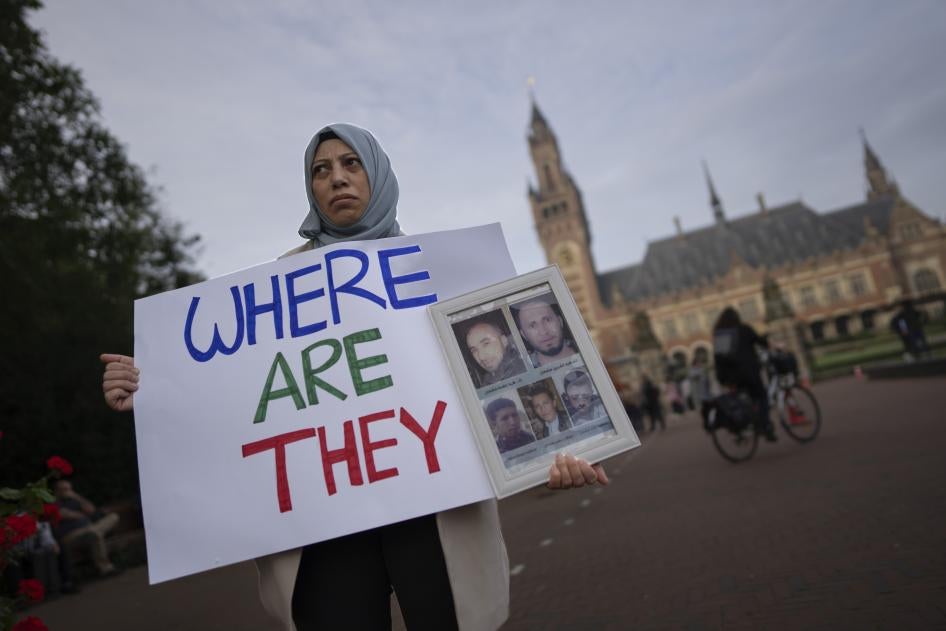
[101,123,607,631]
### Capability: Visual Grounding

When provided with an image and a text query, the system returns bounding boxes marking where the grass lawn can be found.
[813,332,946,377]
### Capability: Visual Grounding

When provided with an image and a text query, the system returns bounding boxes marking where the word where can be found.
[184,245,436,363]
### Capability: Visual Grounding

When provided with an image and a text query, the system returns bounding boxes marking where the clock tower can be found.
[527,100,604,328]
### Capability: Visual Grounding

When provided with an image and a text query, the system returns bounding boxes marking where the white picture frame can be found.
[429,265,641,497]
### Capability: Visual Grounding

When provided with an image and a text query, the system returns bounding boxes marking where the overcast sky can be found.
[32,1,946,279]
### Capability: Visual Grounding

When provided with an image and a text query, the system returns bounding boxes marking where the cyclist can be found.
[712,306,777,442]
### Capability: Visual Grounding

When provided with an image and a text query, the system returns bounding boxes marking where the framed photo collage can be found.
[429,266,640,497]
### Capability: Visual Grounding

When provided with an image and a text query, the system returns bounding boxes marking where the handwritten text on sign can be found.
[133,224,515,583]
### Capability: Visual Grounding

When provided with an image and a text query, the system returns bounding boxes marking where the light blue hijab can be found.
[299,123,401,246]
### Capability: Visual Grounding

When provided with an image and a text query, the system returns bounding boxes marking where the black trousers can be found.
[291,514,459,631]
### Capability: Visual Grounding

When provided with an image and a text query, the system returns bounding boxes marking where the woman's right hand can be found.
[100,353,138,412]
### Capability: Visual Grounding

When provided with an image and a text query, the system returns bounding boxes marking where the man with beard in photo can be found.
[512,295,577,368]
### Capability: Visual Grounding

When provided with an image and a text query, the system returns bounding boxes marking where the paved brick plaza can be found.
[32,376,946,630]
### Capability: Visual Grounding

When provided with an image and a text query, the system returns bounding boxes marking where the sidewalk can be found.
[31,376,946,630]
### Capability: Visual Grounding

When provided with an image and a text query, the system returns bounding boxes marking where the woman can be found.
[101,123,607,631]
[711,306,774,441]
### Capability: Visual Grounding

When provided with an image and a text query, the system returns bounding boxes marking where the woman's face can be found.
[311,138,370,227]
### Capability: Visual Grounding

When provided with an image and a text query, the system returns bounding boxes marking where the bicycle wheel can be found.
[711,425,758,463]
[779,385,821,443]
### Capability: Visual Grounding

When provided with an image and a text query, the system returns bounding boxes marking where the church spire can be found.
[529,99,554,147]
[860,128,898,200]
[526,99,600,323]
[702,160,725,225]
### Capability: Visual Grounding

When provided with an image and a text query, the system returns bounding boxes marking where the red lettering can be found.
[241,428,317,513]
[358,410,400,483]
[318,420,364,496]
[399,400,446,474]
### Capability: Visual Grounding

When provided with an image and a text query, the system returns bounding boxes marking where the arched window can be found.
[835,315,850,337]
[810,321,825,342]
[913,268,941,294]
[692,346,710,367]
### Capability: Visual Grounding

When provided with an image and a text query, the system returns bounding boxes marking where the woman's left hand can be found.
[547,453,609,490]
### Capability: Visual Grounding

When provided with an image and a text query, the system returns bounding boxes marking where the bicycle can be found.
[703,350,822,463]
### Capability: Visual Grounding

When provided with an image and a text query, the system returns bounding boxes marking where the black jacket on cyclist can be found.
[712,307,773,437]
[713,323,767,387]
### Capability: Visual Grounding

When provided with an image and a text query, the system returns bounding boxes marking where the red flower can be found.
[12,616,49,631]
[41,503,61,525]
[45,456,73,476]
[6,514,37,544]
[18,579,45,603]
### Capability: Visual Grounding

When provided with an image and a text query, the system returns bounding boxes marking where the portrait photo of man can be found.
[562,369,608,425]
[484,397,536,454]
[453,311,527,388]
[519,379,572,439]
[510,293,577,368]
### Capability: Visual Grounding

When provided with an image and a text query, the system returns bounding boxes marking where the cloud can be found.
[31,0,946,278]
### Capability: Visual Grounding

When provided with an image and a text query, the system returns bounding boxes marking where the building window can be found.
[662,318,679,340]
[861,310,876,330]
[704,307,720,329]
[543,164,556,191]
[899,222,921,241]
[693,346,710,366]
[810,321,825,342]
[823,280,842,304]
[848,273,868,297]
[683,312,700,334]
[835,315,850,337]
[739,298,759,321]
[799,286,817,308]
[913,268,942,294]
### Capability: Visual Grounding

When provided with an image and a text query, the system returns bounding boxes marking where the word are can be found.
[242,401,447,511]
[184,245,436,363]
[254,327,392,423]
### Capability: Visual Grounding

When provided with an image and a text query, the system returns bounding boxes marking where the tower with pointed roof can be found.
[703,160,726,226]
[861,129,899,200]
[527,99,603,328]
[525,104,944,384]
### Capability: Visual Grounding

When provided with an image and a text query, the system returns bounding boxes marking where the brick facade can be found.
[526,102,946,384]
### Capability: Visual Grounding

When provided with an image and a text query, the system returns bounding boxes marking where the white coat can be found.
[254,242,510,631]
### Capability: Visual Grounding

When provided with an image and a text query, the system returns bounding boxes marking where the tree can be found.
[0,0,204,501]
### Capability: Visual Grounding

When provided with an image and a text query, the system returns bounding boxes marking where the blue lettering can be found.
[244,275,284,345]
[287,264,327,338]
[183,287,246,362]
[379,245,438,309]
[325,249,386,325]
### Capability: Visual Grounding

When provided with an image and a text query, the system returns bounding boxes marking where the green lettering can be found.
[254,352,306,423]
[301,338,348,405]
[343,328,393,397]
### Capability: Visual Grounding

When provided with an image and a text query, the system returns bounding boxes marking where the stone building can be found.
[526,101,945,383]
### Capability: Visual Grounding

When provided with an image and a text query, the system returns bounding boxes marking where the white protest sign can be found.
[133,224,516,583]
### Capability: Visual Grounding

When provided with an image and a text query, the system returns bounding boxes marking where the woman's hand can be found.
[547,453,609,490]
[100,353,138,413]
